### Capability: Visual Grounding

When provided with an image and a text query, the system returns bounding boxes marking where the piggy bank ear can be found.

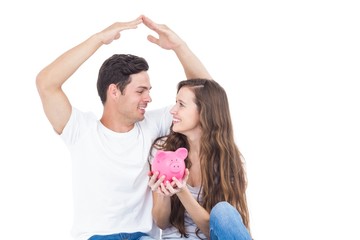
[175,147,188,159]
[155,150,167,162]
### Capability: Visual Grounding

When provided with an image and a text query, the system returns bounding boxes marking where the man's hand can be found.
[97,16,143,45]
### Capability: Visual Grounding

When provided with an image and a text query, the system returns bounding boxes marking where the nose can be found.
[170,104,177,114]
[144,93,152,103]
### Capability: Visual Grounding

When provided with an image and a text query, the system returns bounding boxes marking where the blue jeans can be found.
[210,202,252,240]
[88,232,156,240]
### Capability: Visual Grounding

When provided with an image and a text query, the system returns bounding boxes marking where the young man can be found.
[36,15,211,240]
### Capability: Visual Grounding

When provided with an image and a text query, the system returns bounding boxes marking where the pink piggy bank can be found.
[151,147,188,182]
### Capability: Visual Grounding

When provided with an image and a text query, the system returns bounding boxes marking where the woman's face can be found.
[170,87,201,136]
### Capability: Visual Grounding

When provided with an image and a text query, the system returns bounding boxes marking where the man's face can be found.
[117,71,152,123]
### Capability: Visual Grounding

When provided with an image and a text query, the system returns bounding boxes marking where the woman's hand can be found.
[142,15,185,51]
[148,171,164,191]
[148,169,190,196]
[164,168,190,195]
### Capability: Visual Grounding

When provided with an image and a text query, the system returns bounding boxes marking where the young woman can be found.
[148,79,252,240]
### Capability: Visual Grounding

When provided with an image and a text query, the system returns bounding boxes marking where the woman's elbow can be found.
[154,218,171,230]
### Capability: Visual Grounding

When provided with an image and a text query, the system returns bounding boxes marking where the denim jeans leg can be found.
[89,232,152,240]
[209,201,252,240]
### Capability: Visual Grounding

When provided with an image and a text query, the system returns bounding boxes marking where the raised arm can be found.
[142,15,212,80]
[36,17,142,134]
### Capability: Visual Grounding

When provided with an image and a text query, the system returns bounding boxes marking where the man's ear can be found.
[108,84,120,100]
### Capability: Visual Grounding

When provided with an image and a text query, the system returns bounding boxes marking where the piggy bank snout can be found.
[169,159,183,173]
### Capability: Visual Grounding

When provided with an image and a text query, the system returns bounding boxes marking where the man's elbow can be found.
[36,70,59,96]
[35,70,49,94]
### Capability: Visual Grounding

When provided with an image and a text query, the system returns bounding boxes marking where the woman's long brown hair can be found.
[150,79,250,238]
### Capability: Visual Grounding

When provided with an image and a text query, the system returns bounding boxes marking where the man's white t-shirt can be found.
[61,106,172,240]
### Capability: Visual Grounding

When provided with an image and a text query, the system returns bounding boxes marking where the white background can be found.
[0,0,359,239]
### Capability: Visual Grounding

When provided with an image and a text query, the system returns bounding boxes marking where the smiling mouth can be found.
[137,106,146,115]
[138,104,147,110]
[172,118,180,123]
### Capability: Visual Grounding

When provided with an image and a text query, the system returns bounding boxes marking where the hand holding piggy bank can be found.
[151,147,188,183]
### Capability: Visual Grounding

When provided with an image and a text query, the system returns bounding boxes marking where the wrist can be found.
[176,183,189,196]
[173,41,188,53]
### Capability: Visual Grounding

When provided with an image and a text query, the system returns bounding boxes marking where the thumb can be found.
[147,35,159,45]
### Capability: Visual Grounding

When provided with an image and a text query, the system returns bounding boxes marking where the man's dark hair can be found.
[97,54,149,104]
